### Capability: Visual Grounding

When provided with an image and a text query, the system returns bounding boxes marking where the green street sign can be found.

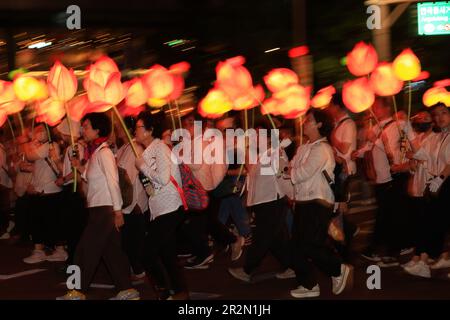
[417,2,450,35]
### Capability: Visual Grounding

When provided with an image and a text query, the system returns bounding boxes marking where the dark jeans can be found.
[0,186,10,233]
[29,192,63,246]
[291,201,341,290]
[74,206,132,292]
[122,206,146,275]
[244,198,290,274]
[182,193,236,259]
[143,208,187,294]
[370,181,394,255]
[62,185,87,264]
[427,179,450,257]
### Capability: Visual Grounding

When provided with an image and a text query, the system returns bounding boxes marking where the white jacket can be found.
[290,137,335,205]
[82,142,123,211]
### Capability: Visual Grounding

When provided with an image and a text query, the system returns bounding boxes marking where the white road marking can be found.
[0,268,46,280]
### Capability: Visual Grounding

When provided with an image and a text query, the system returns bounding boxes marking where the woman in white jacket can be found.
[289,109,353,299]
[135,110,188,300]
[58,113,139,300]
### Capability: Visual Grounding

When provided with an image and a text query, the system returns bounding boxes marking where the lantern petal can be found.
[393,49,421,81]
[343,77,375,113]
[264,68,299,93]
[346,42,378,77]
[369,63,404,96]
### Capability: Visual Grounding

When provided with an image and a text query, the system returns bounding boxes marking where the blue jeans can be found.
[218,195,251,237]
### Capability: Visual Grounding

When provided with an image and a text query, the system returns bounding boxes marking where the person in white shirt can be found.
[354,98,415,265]
[115,116,148,280]
[427,103,450,271]
[135,110,188,300]
[288,109,353,299]
[58,113,139,301]
[54,117,88,267]
[324,95,359,262]
[228,123,292,283]
[401,109,438,278]
[21,123,66,264]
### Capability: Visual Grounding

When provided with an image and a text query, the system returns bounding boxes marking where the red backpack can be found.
[170,163,209,211]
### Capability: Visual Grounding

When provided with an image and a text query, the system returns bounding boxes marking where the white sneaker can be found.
[6,221,15,233]
[404,261,431,278]
[109,288,140,300]
[290,284,320,298]
[47,248,68,262]
[276,268,296,279]
[430,258,450,270]
[400,247,415,256]
[332,264,353,295]
[23,249,47,264]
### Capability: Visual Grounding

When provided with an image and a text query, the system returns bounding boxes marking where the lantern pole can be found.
[168,102,177,131]
[174,100,182,129]
[6,116,16,144]
[112,105,138,157]
[17,112,24,136]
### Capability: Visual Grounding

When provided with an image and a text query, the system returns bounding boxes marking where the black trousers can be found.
[291,201,341,290]
[427,179,450,257]
[0,186,10,233]
[62,185,88,264]
[143,208,187,294]
[244,198,290,274]
[29,192,63,246]
[10,194,31,238]
[181,192,236,259]
[122,206,146,275]
[74,206,132,292]
[370,181,394,254]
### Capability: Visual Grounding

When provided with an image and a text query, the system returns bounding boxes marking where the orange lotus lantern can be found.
[35,98,66,126]
[198,89,233,119]
[0,81,25,115]
[342,77,375,113]
[232,85,265,111]
[47,61,78,101]
[67,94,89,121]
[393,49,421,81]
[369,63,404,96]
[346,42,378,77]
[85,71,125,109]
[261,98,281,116]
[434,79,450,88]
[311,86,336,109]
[423,87,450,107]
[215,56,253,100]
[85,56,120,88]
[13,75,48,102]
[272,84,310,118]
[142,65,175,102]
[124,78,148,108]
[264,68,299,93]
[0,110,6,127]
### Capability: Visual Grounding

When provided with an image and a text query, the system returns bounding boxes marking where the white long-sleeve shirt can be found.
[409,132,437,197]
[138,138,182,219]
[246,148,290,207]
[116,142,149,214]
[290,137,335,205]
[414,132,450,179]
[82,142,123,211]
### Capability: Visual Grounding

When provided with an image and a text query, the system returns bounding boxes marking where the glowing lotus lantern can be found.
[0,110,6,127]
[261,98,280,116]
[392,49,421,81]
[264,68,299,93]
[369,63,404,96]
[0,81,25,115]
[215,56,253,101]
[434,79,450,88]
[273,84,310,118]
[198,89,233,119]
[67,94,89,121]
[47,61,78,101]
[311,86,336,109]
[85,71,125,111]
[423,87,450,107]
[13,75,48,102]
[124,78,148,108]
[232,85,265,111]
[35,98,65,126]
[346,42,378,76]
[142,65,175,104]
[85,56,120,87]
[342,77,375,113]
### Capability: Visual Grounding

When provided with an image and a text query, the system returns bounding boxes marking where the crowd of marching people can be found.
[0,93,449,300]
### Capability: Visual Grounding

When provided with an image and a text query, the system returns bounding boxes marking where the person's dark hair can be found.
[123,116,136,134]
[307,109,334,138]
[430,102,448,114]
[330,93,344,109]
[137,110,163,139]
[82,113,112,138]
